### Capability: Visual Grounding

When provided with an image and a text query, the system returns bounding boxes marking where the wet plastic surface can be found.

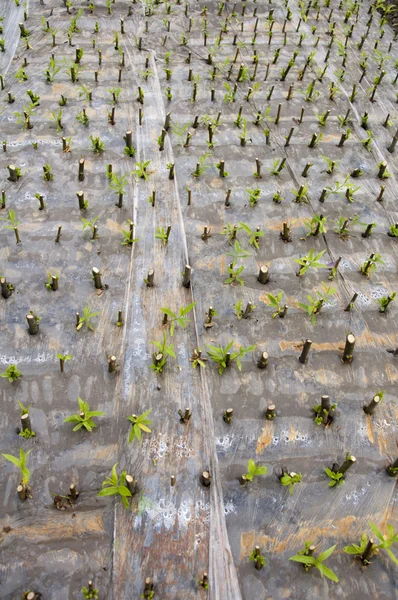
[0,1,397,599]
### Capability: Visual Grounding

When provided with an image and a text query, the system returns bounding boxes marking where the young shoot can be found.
[132,160,152,181]
[206,340,255,374]
[1,364,22,382]
[377,292,396,313]
[127,409,152,443]
[297,284,336,325]
[280,471,302,494]
[150,332,176,373]
[193,152,211,178]
[76,305,100,331]
[64,397,105,432]
[266,292,287,318]
[295,248,327,277]
[2,448,31,485]
[344,523,398,566]
[238,222,264,250]
[246,187,261,207]
[97,463,132,509]
[225,260,245,286]
[289,543,338,582]
[242,459,267,483]
[161,302,196,335]
[90,136,105,154]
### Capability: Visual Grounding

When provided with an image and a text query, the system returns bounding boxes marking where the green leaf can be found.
[139,424,151,433]
[385,547,398,565]
[255,466,268,476]
[87,410,105,417]
[2,453,21,468]
[317,563,339,582]
[161,307,176,319]
[369,522,385,543]
[134,423,142,441]
[180,302,196,316]
[289,555,316,565]
[98,486,119,497]
[247,459,256,475]
[317,545,336,563]
[118,485,132,497]
[111,463,119,485]
[72,422,84,431]
[64,415,81,423]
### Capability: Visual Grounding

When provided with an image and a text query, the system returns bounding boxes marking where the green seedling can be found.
[56,353,72,370]
[378,292,396,313]
[161,302,196,336]
[388,224,398,237]
[304,214,327,236]
[298,80,320,101]
[243,459,267,483]
[233,299,256,319]
[193,152,211,177]
[45,273,59,290]
[315,110,330,126]
[295,248,327,277]
[190,348,207,369]
[67,7,83,34]
[289,543,338,582]
[266,292,287,318]
[155,226,171,246]
[48,109,63,132]
[206,340,255,374]
[110,173,129,200]
[64,397,105,432]
[223,82,236,103]
[121,220,139,246]
[76,109,89,125]
[226,240,250,261]
[26,89,40,105]
[107,87,121,103]
[2,448,31,485]
[361,130,373,151]
[249,547,266,569]
[239,222,264,250]
[291,184,309,203]
[127,409,152,443]
[132,160,152,181]
[297,284,336,325]
[97,463,132,509]
[82,583,99,599]
[171,122,190,146]
[150,332,176,373]
[238,118,251,146]
[81,215,99,235]
[280,471,302,494]
[1,209,20,230]
[76,305,100,331]
[1,364,22,382]
[221,223,241,244]
[313,399,337,425]
[43,163,53,181]
[267,158,286,176]
[225,260,245,286]
[15,66,28,82]
[361,253,384,277]
[321,155,340,175]
[90,136,105,154]
[246,187,261,207]
[334,214,358,239]
[344,522,398,566]
[45,56,61,83]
